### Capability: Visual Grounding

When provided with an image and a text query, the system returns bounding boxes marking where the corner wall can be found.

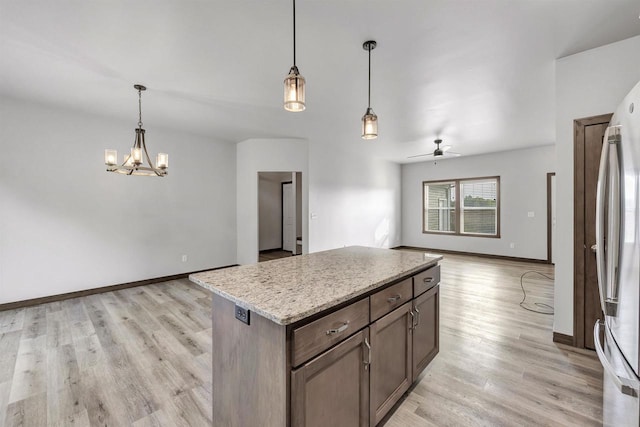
[401,145,555,260]
[0,97,237,304]
[554,35,640,336]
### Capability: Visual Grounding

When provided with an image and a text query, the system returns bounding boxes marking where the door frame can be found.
[546,172,555,264]
[281,181,293,251]
[573,113,612,348]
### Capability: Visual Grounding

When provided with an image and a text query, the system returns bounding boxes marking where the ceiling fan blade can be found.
[441,145,453,152]
[443,151,462,157]
[407,153,434,159]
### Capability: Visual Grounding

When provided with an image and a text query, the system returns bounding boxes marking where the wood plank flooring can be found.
[385,253,602,427]
[0,253,602,426]
[0,282,213,427]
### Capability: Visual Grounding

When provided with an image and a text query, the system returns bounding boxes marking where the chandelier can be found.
[105,84,168,176]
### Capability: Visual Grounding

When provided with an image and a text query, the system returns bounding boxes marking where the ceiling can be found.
[1,0,639,163]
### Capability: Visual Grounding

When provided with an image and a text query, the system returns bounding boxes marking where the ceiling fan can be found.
[408,139,461,159]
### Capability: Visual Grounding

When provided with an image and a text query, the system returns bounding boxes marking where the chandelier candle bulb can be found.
[105,149,117,166]
[131,147,143,165]
[157,153,169,169]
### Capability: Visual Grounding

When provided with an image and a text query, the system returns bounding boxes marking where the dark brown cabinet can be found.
[225,262,441,427]
[412,284,439,381]
[369,302,413,426]
[292,329,371,427]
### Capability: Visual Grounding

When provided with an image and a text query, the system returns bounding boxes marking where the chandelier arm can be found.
[141,132,155,169]
[138,88,143,128]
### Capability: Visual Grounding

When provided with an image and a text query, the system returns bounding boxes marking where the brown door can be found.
[574,114,612,349]
[369,303,412,427]
[291,329,370,427]
[412,285,439,380]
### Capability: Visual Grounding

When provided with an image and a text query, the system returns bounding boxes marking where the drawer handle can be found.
[387,294,402,303]
[326,322,349,335]
[423,277,434,283]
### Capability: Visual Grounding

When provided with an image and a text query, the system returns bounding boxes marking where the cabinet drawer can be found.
[292,298,369,367]
[370,278,413,322]
[413,265,440,297]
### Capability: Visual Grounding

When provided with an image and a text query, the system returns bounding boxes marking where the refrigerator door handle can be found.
[605,127,622,316]
[594,320,639,398]
[595,128,610,315]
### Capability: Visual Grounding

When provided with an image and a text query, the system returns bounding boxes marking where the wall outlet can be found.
[310,213,318,220]
[527,211,535,218]
[181,254,188,262]
[235,304,250,325]
[509,243,515,249]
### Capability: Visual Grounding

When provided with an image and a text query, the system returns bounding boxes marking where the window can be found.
[423,176,500,237]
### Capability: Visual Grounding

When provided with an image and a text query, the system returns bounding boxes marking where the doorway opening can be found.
[258,172,303,262]
[573,113,612,349]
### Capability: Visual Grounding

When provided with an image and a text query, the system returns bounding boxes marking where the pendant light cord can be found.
[138,88,143,128]
[292,0,296,66]
[367,47,371,108]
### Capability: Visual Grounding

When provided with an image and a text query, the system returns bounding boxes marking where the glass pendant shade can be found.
[284,66,305,112]
[362,107,378,140]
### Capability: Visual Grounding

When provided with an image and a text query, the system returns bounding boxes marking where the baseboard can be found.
[552,332,575,346]
[393,246,549,264]
[0,264,238,312]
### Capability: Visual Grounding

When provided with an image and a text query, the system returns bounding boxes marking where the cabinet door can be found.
[291,328,370,427]
[412,284,439,381]
[369,302,413,426]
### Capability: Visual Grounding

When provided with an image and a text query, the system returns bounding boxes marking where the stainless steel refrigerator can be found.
[594,80,640,426]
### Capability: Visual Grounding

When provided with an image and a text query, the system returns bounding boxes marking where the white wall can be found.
[307,143,402,252]
[402,145,555,259]
[237,139,308,265]
[0,97,237,304]
[554,35,640,336]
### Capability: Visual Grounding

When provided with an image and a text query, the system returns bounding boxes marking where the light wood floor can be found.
[0,254,602,426]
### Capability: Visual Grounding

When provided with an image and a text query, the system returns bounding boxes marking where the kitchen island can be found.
[190,246,442,427]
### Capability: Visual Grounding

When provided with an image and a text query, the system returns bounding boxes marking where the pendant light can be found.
[105,85,168,177]
[283,0,305,112]
[362,40,378,139]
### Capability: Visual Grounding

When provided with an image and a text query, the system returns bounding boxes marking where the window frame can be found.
[422,176,500,238]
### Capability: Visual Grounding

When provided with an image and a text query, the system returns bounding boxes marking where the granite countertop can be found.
[189,246,442,326]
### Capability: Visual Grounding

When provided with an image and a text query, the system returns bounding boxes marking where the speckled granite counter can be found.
[189,246,441,325]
